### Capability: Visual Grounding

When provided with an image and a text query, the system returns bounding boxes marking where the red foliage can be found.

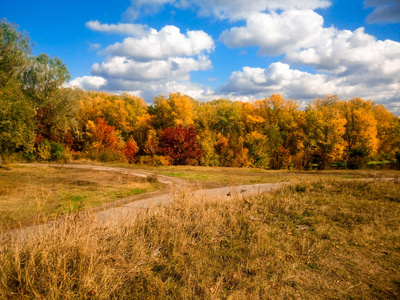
[159,125,203,165]
[64,132,75,149]
[123,140,139,164]
[92,118,118,150]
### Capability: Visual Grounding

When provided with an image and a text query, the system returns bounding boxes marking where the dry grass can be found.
[101,162,399,186]
[0,165,161,230]
[150,167,400,187]
[0,179,399,299]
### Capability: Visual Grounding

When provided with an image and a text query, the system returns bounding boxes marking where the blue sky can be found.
[1,0,400,112]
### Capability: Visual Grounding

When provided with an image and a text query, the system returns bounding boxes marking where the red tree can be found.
[123,139,139,164]
[159,125,203,165]
[91,118,118,150]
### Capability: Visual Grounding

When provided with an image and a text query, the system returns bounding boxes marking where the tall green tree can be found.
[0,20,35,164]
[23,53,74,141]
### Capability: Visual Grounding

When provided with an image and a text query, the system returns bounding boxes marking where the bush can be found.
[50,142,67,161]
[137,155,171,166]
[98,149,127,163]
[347,148,369,169]
[122,140,139,164]
[36,140,51,161]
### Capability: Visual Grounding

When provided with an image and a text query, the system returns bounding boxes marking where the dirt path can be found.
[4,164,397,242]
[2,164,290,241]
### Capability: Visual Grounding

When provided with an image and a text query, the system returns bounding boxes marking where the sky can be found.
[1,0,400,113]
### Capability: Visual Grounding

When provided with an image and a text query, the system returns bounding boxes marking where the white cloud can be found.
[86,20,149,36]
[365,0,400,24]
[220,10,329,56]
[79,20,215,103]
[219,62,400,113]
[68,76,107,90]
[91,55,211,82]
[286,27,400,84]
[220,62,337,98]
[103,25,214,60]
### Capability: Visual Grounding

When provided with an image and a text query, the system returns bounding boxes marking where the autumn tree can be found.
[255,94,304,169]
[341,98,378,167]
[149,93,197,130]
[86,118,119,150]
[245,131,269,168]
[208,99,243,136]
[305,95,346,169]
[78,91,147,140]
[373,104,397,160]
[123,140,139,164]
[159,125,203,165]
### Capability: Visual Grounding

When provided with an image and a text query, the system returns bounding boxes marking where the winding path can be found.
[2,164,289,241]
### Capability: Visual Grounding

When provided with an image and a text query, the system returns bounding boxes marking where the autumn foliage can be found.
[159,125,203,165]
[123,140,139,164]
[2,19,400,169]
[88,118,118,150]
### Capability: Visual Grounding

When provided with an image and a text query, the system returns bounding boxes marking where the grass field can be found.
[0,165,161,230]
[0,177,399,299]
[125,164,400,186]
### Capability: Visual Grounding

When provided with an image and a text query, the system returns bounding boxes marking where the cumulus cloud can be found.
[218,62,400,113]
[91,55,211,82]
[68,76,107,90]
[86,20,149,36]
[103,26,214,61]
[76,20,215,102]
[286,27,400,85]
[365,0,400,24]
[73,0,400,112]
[220,10,329,56]
[219,62,337,98]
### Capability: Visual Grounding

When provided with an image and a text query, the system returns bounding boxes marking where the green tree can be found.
[0,20,35,164]
[23,53,74,142]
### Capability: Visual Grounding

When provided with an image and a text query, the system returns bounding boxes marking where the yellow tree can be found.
[255,94,304,169]
[240,101,265,133]
[79,91,147,140]
[342,98,378,154]
[341,98,378,168]
[305,95,347,169]
[149,93,197,129]
[373,104,397,159]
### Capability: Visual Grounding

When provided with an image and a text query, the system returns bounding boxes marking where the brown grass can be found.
[109,162,400,186]
[0,179,399,299]
[0,165,161,230]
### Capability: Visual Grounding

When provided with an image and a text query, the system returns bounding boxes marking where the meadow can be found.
[0,165,399,299]
[0,165,161,230]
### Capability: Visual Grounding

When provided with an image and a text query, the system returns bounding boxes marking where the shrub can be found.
[98,149,127,163]
[36,140,51,161]
[347,148,369,169]
[50,142,66,161]
[122,140,139,164]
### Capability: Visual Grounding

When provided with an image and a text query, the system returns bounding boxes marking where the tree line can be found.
[1,19,400,169]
